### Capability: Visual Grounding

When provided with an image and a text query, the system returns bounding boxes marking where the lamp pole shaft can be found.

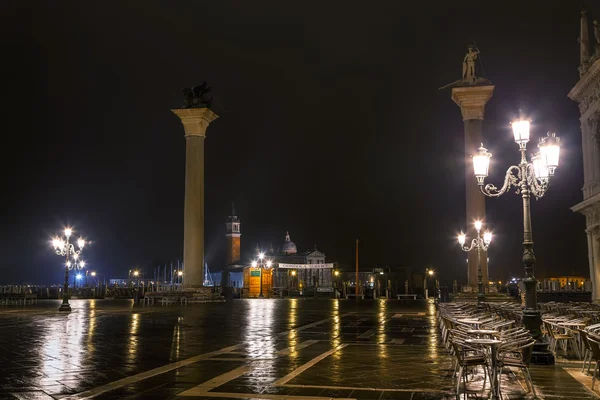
[477,240,484,308]
[59,238,71,311]
[520,168,541,339]
[259,262,264,298]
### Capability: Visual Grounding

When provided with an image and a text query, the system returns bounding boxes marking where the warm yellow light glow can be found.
[66,261,71,267]
[79,261,86,268]
[511,119,530,144]
[473,145,491,181]
[91,271,96,277]
[177,271,183,276]
[474,220,482,232]
[72,253,79,260]
[133,270,139,277]
[428,270,434,276]
[64,228,72,238]
[483,231,492,245]
[251,261,258,268]
[291,270,296,276]
[266,260,272,268]
[52,237,62,249]
[498,281,502,284]
[334,270,340,276]
[258,252,265,260]
[77,238,85,249]
[458,232,466,246]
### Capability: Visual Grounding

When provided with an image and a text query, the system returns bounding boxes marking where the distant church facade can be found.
[221,206,334,296]
[570,10,600,301]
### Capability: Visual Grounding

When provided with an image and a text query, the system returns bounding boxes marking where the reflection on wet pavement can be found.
[0,299,596,399]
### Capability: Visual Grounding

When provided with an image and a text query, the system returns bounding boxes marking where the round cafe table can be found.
[465,338,503,399]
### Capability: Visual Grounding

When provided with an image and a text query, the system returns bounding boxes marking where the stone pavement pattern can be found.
[0,299,597,399]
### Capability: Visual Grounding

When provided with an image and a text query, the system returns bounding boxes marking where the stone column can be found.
[589,227,600,301]
[172,108,219,287]
[451,85,495,288]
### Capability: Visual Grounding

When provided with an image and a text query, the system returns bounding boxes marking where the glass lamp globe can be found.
[473,145,492,184]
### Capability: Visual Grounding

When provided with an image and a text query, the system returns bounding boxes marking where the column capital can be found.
[172,108,219,138]
[451,85,495,121]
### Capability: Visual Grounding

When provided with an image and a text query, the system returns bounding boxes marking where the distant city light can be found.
[76,274,82,280]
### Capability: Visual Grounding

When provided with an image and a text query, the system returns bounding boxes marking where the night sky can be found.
[2,1,596,285]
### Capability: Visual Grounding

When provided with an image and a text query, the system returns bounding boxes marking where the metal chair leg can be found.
[525,368,537,398]
[456,366,463,396]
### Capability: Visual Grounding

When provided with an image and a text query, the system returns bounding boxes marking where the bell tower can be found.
[225,202,241,265]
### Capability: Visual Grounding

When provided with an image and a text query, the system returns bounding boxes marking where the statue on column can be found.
[438,44,491,90]
[462,45,480,83]
[182,81,213,109]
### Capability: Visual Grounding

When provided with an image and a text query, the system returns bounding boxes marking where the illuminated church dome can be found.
[281,231,297,254]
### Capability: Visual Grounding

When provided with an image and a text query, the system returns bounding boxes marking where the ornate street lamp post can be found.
[473,119,560,362]
[52,228,86,312]
[458,220,492,308]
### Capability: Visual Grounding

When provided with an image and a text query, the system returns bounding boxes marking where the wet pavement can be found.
[0,299,597,399]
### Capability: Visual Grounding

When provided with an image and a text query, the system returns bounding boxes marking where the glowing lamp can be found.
[64,228,72,238]
[258,252,265,260]
[251,261,257,268]
[291,270,296,276]
[474,220,482,232]
[473,145,491,185]
[532,152,549,181]
[266,260,272,268]
[91,271,96,277]
[428,270,434,276]
[483,231,492,245]
[539,132,560,175]
[178,271,183,276]
[79,261,85,268]
[511,119,530,146]
[77,238,85,249]
[458,232,466,246]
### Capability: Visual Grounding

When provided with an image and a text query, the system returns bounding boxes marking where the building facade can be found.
[266,232,334,289]
[570,10,600,301]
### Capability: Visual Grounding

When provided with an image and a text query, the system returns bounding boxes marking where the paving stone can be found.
[0,299,596,399]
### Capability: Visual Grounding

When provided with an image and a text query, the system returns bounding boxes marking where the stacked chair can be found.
[438,302,536,399]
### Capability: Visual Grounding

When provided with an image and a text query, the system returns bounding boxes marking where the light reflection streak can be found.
[40,307,85,383]
[427,300,438,358]
[87,300,96,352]
[288,299,298,355]
[245,299,275,359]
[170,316,183,361]
[330,300,342,383]
[128,313,140,364]
[377,299,387,344]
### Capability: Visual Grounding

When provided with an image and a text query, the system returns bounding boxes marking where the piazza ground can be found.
[0,299,597,400]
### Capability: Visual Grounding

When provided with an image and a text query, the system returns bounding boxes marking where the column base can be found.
[531,342,555,365]
[58,303,72,312]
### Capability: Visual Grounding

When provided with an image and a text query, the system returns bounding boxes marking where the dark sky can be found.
[2,0,596,285]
